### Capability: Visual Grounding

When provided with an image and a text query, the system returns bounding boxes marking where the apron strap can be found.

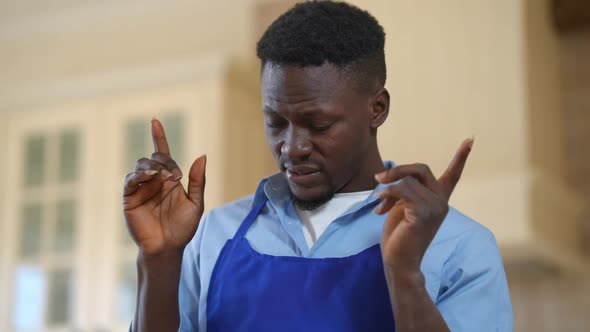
[233,198,268,241]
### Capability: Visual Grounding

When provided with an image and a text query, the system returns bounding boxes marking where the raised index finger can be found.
[151,118,171,155]
[438,138,474,199]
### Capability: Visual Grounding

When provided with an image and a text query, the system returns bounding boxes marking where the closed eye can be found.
[264,112,288,129]
[311,123,333,132]
[265,119,289,130]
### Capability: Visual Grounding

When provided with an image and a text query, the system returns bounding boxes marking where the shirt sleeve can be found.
[436,227,514,331]
[178,212,209,332]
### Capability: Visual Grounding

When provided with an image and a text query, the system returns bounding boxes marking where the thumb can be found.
[187,154,207,208]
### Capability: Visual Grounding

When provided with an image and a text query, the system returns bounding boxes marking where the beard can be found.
[290,189,335,211]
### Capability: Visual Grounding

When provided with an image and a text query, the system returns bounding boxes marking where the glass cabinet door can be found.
[11,125,82,332]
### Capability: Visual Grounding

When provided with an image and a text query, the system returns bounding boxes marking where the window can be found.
[12,129,80,331]
[1,83,214,332]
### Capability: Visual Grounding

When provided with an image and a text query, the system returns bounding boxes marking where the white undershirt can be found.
[293,190,373,248]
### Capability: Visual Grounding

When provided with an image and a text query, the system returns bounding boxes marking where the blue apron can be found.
[206,198,396,331]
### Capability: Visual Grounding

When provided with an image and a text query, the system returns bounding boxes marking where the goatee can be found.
[291,191,334,211]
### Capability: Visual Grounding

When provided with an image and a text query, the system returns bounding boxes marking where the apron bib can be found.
[206,198,396,331]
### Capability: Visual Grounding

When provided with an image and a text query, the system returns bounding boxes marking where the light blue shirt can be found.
[178,167,514,331]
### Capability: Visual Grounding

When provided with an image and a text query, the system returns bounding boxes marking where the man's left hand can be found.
[374,138,474,274]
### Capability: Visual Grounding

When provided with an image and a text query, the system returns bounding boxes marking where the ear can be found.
[369,88,390,129]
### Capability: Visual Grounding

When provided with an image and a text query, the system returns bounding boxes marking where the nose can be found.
[281,125,312,160]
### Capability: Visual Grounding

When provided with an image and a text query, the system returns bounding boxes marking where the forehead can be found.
[261,63,353,104]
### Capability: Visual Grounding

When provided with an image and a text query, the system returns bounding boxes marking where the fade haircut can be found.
[256,1,387,90]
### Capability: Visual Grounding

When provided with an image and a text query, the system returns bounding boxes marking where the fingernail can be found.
[375,172,385,182]
[161,169,174,179]
[174,175,183,181]
[467,136,475,149]
[376,190,387,199]
[145,170,158,175]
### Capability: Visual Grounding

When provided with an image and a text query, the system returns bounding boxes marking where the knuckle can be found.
[389,166,400,176]
[380,167,395,181]
[380,187,392,198]
[148,160,164,169]
[404,176,418,186]
[398,178,412,193]
[415,163,431,175]
[151,152,166,160]
[167,159,180,169]
[397,177,408,188]
[135,158,150,170]
[381,186,397,199]
[431,202,448,219]
[429,204,442,219]
[151,152,178,169]
[123,172,136,184]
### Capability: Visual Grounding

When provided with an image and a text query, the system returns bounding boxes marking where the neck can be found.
[338,142,386,193]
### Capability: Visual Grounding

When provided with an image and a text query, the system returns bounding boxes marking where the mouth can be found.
[286,169,319,178]
[284,165,321,185]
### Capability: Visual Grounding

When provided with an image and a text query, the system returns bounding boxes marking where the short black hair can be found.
[256,0,386,87]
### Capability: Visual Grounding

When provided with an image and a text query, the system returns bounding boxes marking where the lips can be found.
[284,164,321,185]
[285,165,319,175]
[286,169,318,178]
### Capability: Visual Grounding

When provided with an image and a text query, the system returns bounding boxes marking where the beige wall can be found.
[560,28,590,257]
[222,57,278,202]
[508,273,590,331]
[561,29,590,196]
[0,112,6,319]
[346,0,586,268]
[354,0,532,247]
[525,0,566,177]
[560,24,590,210]
[0,1,254,96]
[359,0,528,175]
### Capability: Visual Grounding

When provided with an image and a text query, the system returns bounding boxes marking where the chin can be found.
[288,183,335,210]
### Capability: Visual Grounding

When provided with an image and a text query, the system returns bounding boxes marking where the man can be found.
[123,1,513,331]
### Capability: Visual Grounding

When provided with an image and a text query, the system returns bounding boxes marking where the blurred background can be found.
[0,0,589,331]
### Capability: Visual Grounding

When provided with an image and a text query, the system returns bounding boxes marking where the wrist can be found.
[134,250,183,332]
[384,265,426,289]
[137,249,184,278]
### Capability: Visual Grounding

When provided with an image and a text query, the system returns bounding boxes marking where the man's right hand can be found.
[123,118,206,256]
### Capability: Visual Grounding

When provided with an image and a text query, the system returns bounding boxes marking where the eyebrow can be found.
[263,108,325,117]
